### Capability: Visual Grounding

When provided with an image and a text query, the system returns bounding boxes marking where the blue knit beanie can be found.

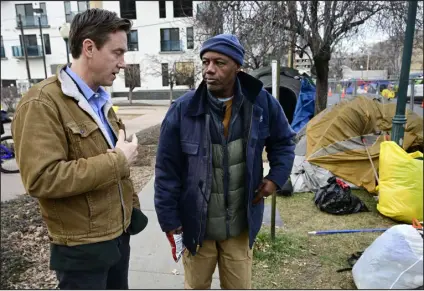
[200,34,245,65]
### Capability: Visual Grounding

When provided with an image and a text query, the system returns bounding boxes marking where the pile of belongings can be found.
[289,96,423,194]
[313,176,368,215]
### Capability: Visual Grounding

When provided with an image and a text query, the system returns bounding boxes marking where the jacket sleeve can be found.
[12,99,130,199]
[264,92,296,190]
[154,102,183,233]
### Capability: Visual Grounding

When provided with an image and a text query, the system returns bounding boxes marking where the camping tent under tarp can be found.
[249,66,301,124]
[304,96,423,193]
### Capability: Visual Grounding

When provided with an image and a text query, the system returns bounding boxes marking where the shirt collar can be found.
[64,65,108,101]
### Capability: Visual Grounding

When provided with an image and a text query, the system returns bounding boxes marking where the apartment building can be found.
[1,1,202,98]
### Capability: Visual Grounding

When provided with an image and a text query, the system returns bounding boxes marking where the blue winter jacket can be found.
[154,72,296,254]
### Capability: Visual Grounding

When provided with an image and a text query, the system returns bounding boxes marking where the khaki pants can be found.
[183,231,252,289]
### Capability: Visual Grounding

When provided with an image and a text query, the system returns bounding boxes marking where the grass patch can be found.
[252,190,397,289]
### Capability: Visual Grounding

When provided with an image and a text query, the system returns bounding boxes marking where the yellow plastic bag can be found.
[377,141,423,223]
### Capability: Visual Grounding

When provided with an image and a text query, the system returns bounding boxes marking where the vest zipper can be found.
[246,106,254,227]
[221,108,230,240]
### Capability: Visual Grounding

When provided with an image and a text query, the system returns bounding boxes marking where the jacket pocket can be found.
[181,141,199,155]
[66,121,106,158]
[181,141,200,197]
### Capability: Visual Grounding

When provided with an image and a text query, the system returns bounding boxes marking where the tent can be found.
[290,77,316,133]
[249,66,301,124]
[303,96,423,193]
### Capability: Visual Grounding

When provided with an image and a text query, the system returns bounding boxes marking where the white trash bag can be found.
[352,224,423,289]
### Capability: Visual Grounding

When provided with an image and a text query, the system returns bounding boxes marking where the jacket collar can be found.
[187,71,263,117]
[55,64,115,148]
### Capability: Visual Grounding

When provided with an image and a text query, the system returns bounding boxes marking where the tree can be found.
[145,54,201,105]
[273,1,424,114]
[120,57,145,105]
[1,86,20,113]
[192,1,290,71]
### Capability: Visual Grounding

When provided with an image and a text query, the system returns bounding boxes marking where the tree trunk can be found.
[169,85,173,106]
[128,89,133,105]
[314,54,330,115]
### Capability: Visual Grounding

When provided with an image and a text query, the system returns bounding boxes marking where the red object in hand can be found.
[166,232,186,263]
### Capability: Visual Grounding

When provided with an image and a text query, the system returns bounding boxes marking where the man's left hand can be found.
[252,179,277,204]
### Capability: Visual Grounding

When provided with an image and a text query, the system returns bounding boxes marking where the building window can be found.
[124,64,141,88]
[162,63,169,86]
[16,3,48,27]
[17,34,40,57]
[77,1,89,12]
[64,1,73,23]
[160,28,180,52]
[159,1,166,18]
[173,0,193,17]
[120,0,136,19]
[175,62,194,86]
[127,30,138,51]
[43,34,51,55]
[1,36,5,58]
[50,64,59,75]
[186,27,193,49]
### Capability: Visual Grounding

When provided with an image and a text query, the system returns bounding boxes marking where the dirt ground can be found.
[0,125,160,289]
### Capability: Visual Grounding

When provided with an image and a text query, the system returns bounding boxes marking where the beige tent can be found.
[306,96,423,193]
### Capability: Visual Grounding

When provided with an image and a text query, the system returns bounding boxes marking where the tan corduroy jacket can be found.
[12,65,141,246]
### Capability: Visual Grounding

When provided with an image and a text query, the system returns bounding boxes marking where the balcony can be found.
[16,15,49,28]
[160,40,183,52]
[12,45,43,58]
[1,47,5,58]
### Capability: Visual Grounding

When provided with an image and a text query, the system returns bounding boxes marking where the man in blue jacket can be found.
[154,34,296,289]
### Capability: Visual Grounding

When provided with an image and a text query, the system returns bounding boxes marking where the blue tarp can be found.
[291,78,316,133]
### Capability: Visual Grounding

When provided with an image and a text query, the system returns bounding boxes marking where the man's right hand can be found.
[108,129,138,165]
[167,226,182,235]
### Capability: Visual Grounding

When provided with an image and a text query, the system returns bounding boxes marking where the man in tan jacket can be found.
[11,9,147,289]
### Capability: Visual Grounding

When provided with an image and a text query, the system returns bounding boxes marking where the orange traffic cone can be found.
[341,88,345,99]
[328,87,332,97]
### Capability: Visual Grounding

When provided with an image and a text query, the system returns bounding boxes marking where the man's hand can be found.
[167,226,182,235]
[108,129,138,165]
[252,179,277,204]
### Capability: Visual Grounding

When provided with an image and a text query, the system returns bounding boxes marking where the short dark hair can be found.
[69,8,132,59]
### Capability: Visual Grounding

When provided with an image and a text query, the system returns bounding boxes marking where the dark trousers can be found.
[55,233,130,289]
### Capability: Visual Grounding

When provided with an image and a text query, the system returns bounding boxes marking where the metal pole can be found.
[38,16,47,79]
[18,14,31,84]
[392,0,418,147]
[271,59,280,241]
[409,79,415,111]
[64,38,70,64]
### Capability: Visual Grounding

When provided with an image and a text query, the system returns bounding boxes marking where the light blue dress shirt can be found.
[65,66,116,146]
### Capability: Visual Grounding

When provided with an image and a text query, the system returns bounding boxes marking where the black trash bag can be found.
[314,176,369,215]
[278,179,293,196]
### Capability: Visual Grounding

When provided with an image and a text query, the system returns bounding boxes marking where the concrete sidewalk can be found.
[128,163,279,289]
[128,177,220,289]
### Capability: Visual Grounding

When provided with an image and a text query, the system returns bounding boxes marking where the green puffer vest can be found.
[205,138,247,241]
